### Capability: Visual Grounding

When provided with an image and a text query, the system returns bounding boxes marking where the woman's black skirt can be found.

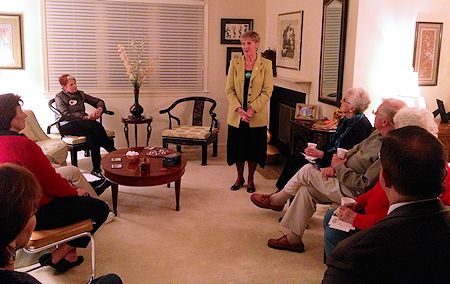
[227,122,267,168]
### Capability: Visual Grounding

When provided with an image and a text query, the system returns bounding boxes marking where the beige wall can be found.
[266,0,450,122]
[0,0,266,147]
[1,0,448,148]
[351,0,450,122]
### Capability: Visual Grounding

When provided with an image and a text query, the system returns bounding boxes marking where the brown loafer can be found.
[267,235,305,253]
[250,193,284,212]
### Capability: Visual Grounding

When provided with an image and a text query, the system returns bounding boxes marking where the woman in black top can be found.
[276,87,373,191]
[55,74,116,178]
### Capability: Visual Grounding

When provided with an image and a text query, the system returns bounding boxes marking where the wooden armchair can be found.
[47,98,115,167]
[159,96,219,165]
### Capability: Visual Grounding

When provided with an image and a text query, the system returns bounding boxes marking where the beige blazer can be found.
[225,53,273,128]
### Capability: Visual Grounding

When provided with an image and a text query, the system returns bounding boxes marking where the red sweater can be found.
[0,135,77,206]
[353,164,450,229]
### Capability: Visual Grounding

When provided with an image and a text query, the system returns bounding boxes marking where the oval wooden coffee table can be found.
[102,147,187,215]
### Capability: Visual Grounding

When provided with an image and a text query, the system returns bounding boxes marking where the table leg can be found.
[111,183,119,216]
[146,122,152,146]
[175,179,181,211]
[134,124,138,147]
[123,123,130,148]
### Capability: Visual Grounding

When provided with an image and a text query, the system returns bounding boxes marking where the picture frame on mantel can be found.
[413,21,443,86]
[0,14,24,69]
[276,11,303,70]
[220,18,253,44]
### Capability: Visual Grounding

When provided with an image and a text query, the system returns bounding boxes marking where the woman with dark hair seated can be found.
[55,74,116,178]
[276,87,373,191]
[0,93,109,273]
[0,163,122,283]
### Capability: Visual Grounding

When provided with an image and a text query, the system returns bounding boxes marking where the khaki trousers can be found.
[280,164,344,237]
[55,166,97,197]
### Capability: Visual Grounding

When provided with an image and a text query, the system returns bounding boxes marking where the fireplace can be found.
[269,84,308,156]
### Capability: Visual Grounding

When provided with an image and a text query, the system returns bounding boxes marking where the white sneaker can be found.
[104,211,115,224]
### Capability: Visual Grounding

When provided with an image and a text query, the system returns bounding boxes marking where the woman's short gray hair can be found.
[240,30,260,43]
[345,87,371,113]
[394,107,438,137]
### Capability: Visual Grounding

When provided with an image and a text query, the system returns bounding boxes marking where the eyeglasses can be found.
[341,98,352,106]
[372,109,385,117]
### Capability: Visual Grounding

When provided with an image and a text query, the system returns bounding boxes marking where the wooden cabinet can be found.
[438,122,450,162]
[289,119,335,155]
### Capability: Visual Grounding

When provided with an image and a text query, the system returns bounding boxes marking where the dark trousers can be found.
[60,120,115,171]
[35,196,109,248]
[276,154,327,191]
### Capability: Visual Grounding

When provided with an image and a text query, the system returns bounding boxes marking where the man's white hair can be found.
[393,107,438,137]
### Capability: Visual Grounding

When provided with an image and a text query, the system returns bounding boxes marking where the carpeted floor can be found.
[24,146,328,283]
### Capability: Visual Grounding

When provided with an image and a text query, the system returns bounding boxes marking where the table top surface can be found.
[121,116,153,123]
[102,147,186,186]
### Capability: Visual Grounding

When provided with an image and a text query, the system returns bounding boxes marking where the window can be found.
[44,0,205,93]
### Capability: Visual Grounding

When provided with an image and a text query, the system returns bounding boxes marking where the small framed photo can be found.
[295,103,317,120]
[221,18,253,44]
[413,22,443,86]
[0,14,24,69]
[226,47,243,75]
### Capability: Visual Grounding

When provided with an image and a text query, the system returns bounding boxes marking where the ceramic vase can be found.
[130,87,144,118]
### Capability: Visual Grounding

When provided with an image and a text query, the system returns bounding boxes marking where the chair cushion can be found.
[47,129,114,145]
[27,220,93,250]
[162,125,218,140]
[36,139,68,166]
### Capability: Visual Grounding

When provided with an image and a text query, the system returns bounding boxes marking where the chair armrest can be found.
[104,110,114,116]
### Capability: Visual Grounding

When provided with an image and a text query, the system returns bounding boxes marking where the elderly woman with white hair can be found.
[276,87,373,190]
[322,106,450,259]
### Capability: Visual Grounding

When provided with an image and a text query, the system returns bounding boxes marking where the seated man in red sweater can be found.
[323,107,450,259]
[0,93,109,273]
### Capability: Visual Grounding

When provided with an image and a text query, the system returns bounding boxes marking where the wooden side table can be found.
[121,116,153,147]
[289,119,335,155]
[438,121,450,162]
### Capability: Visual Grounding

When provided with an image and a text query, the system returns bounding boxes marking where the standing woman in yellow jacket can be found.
[225,30,273,193]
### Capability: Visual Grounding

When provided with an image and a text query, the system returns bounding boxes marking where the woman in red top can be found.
[0,93,109,273]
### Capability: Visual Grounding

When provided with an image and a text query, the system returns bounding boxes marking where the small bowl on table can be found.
[126,151,140,163]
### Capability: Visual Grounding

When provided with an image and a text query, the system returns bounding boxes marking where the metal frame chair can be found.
[24,219,96,282]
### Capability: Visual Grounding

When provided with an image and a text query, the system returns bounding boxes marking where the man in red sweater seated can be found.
[323,107,450,259]
[0,93,109,273]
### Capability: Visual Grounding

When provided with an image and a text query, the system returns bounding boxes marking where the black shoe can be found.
[95,179,112,196]
[247,186,256,193]
[230,179,245,191]
[91,169,105,179]
[39,253,84,273]
[89,178,105,188]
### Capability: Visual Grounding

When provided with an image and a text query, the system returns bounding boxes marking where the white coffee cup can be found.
[307,142,317,149]
[341,197,356,207]
[337,147,348,159]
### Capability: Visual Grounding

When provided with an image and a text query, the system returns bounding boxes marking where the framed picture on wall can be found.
[226,47,243,75]
[413,22,443,86]
[0,14,24,69]
[221,18,253,44]
[276,11,303,70]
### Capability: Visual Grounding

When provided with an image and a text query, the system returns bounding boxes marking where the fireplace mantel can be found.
[269,79,311,156]
[273,78,311,98]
